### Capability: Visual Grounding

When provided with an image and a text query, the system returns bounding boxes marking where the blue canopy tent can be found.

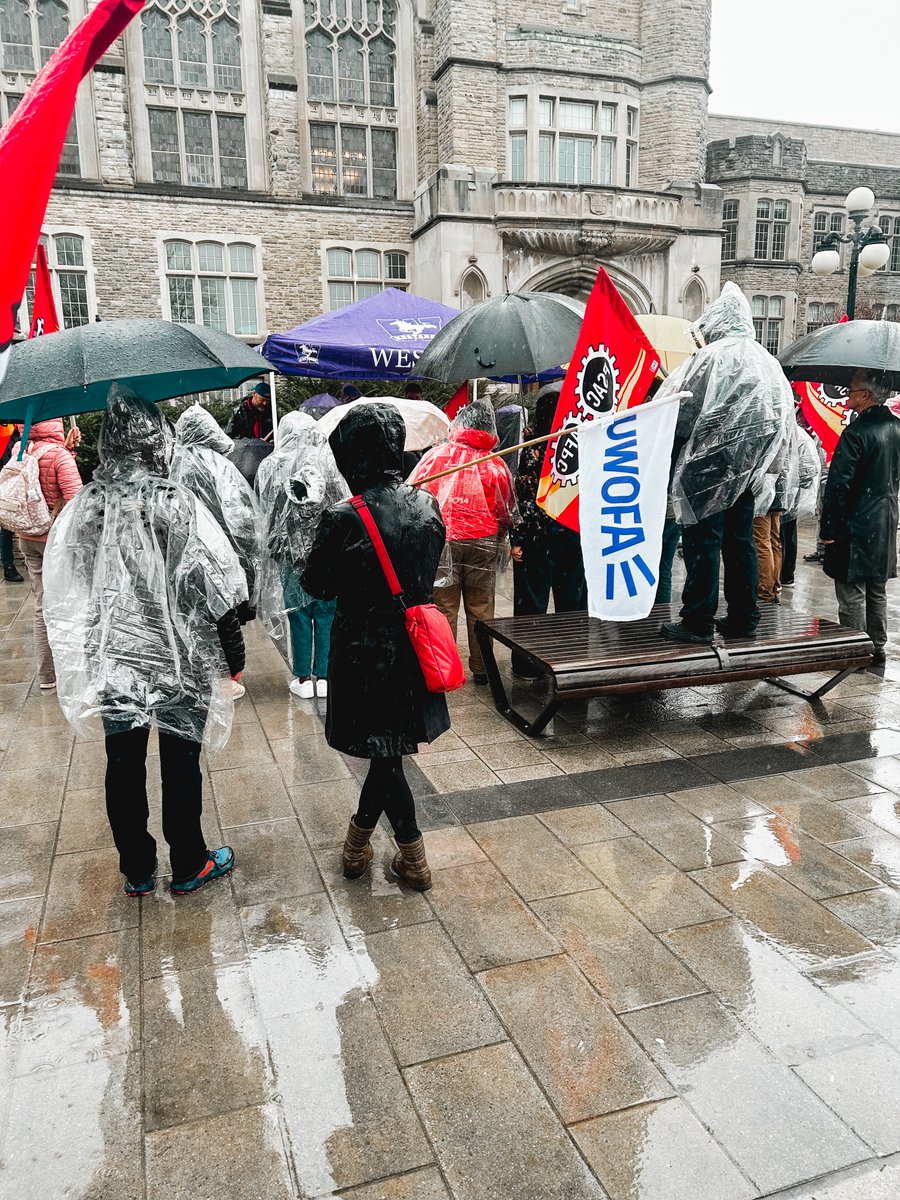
[260,289,461,380]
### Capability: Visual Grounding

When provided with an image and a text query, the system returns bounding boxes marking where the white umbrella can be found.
[317,395,449,451]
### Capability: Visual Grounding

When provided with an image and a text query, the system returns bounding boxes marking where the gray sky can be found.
[710,0,900,132]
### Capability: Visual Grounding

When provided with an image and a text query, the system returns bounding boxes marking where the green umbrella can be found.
[0,318,272,446]
[411,291,585,384]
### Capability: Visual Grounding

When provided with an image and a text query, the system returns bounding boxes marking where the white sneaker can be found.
[223,679,245,700]
[315,678,328,698]
[39,681,56,692]
[290,678,315,699]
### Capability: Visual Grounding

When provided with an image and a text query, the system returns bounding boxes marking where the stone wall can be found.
[709,114,900,169]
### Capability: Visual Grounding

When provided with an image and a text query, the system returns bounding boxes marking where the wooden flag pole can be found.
[413,427,572,487]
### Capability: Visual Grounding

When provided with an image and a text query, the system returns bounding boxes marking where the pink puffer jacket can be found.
[16,419,83,542]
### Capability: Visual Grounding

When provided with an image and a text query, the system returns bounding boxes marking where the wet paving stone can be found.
[535,802,631,845]
[0,896,40,1005]
[808,952,900,1053]
[604,794,745,871]
[622,994,868,1194]
[40,847,138,943]
[427,861,560,972]
[479,954,672,1123]
[794,1042,900,1155]
[140,883,248,979]
[779,764,885,801]
[531,888,706,1013]
[313,832,433,935]
[668,782,769,824]
[0,822,56,903]
[467,815,599,900]
[822,887,900,955]
[224,816,323,906]
[839,791,900,838]
[689,861,875,969]
[336,1167,451,1199]
[828,833,900,888]
[571,1098,756,1200]
[404,1042,608,1200]
[575,836,729,932]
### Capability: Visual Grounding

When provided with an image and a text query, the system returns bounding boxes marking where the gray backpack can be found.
[0,443,55,538]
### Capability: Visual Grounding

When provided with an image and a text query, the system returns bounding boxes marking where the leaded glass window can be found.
[16,231,95,331]
[163,236,260,336]
[324,245,408,309]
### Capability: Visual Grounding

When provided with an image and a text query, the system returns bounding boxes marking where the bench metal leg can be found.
[765,667,860,702]
[476,624,560,737]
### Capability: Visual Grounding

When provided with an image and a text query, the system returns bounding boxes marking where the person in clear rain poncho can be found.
[256,410,349,698]
[655,283,794,643]
[43,389,248,898]
[170,402,262,640]
[408,400,518,683]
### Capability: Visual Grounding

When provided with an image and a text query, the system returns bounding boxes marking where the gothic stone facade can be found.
[707,115,900,354]
[4,0,721,345]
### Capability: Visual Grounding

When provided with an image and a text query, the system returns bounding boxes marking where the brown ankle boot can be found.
[342,819,375,879]
[391,836,432,892]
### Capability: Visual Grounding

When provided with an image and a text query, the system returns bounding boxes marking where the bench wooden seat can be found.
[475,605,874,736]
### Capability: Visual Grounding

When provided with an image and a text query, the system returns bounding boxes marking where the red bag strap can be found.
[350,496,403,599]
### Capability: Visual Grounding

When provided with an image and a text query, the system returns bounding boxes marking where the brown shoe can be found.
[391,836,432,892]
[341,818,375,879]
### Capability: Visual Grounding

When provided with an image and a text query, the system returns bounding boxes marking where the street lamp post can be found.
[810,186,891,319]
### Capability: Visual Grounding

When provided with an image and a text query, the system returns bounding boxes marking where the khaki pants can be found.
[19,537,55,685]
[752,513,782,603]
[434,538,498,676]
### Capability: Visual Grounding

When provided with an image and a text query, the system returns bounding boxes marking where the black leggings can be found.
[354,756,420,843]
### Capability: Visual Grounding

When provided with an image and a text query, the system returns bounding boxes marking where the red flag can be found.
[28,243,60,338]
[444,382,470,421]
[794,380,849,464]
[536,268,660,531]
[0,0,143,379]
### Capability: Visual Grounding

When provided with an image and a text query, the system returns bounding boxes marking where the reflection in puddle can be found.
[733,815,799,868]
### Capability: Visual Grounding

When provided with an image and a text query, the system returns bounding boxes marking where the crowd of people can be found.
[2,282,899,898]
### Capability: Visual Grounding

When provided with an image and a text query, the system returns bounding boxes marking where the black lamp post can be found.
[811,186,891,319]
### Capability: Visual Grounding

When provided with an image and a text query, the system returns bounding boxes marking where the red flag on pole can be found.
[0,0,143,381]
[793,380,849,464]
[444,381,470,421]
[536,268,661,532]
[28,243,60,339]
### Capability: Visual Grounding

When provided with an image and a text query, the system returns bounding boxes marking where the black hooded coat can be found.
[301,403,450,758]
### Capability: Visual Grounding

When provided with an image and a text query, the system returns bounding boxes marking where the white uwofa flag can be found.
[579,393,682,621]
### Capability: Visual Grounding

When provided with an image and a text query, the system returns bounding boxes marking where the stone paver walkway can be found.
[4,527,900,1197]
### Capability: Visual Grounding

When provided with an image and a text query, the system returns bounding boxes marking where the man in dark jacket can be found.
[821,369,900,665]
[226,382,273,441]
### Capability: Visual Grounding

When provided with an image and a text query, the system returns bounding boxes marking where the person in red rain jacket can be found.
[409,400,518,683]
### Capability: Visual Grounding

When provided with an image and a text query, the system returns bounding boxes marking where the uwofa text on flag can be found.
[579,394,682,622]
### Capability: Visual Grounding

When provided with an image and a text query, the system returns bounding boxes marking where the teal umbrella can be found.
[0,318,272,447]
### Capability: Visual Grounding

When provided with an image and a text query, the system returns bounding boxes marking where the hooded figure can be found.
[408,400,518,681]
[302,403,449,892]
[655,284,795,644]
[509,383,586,676]
[171,403,261,616]
[255,410,348,696]
[43,390,247,897]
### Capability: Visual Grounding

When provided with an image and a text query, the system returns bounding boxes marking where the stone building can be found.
[2,0,722,344]
[707,114,900,353]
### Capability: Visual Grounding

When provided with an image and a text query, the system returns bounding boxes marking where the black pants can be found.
[105,726,208,883]
[512,534,587,674]
[781,518,798,583]
[354,756,420,843]
[680,490,760,636]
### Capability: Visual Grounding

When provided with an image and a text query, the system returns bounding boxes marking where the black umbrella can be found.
[412,292,585,384]
[779,320,900,390]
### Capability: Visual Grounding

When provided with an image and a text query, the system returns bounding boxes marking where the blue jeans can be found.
[0,528,13,569]
[287,598,335,678]
[655,517,682,605]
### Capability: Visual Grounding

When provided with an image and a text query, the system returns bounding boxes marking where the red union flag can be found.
[536,267,661,531]
[794,380,850,464]
[28,243,61,339]
[0,0,143,382]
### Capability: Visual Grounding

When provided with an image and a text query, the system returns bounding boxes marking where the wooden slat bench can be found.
[475,606,874,736]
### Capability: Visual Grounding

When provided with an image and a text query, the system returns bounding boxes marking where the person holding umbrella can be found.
[820,369,900,665]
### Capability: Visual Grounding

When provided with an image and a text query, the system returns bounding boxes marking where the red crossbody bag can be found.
[351,496,465,693]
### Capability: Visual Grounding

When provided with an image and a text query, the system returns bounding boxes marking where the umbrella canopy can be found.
[0,319,271,428]
[260,289,460,380]
[635,314,695,375]
[412,292,586,385]
[301,392,340,420]
[779,320,900,390]
[316,396,450,452]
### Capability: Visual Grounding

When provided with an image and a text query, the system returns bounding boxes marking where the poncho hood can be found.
[95,389,174,482]
[453,427,497,452]
[692,281,755,344]
[452,399,497,436]
[175,404,233,455]
[329,402,405,492]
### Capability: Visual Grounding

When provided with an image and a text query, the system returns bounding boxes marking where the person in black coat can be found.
[821,369,900,666]
[226,382,273,441]
[302,402,450,891]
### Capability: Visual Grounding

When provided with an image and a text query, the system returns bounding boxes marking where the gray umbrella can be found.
[412,292,585,384]
[779,320,900,390]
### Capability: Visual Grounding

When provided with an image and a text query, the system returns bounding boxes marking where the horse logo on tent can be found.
[376,317,443,342]
[295,343,320,365]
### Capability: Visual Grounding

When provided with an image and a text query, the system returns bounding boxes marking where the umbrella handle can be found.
[475,352,496,369]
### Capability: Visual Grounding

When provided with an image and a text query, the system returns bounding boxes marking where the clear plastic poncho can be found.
[255,410,349,667]
[170,403,262,609]
[657,283,795,526]
[43,389,248,750]
[793,425,822,519]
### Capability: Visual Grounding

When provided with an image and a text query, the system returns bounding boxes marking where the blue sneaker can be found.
[170,847,235,895]
[123,861,157,897]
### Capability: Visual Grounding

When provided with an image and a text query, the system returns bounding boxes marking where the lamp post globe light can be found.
[811,186,891,318]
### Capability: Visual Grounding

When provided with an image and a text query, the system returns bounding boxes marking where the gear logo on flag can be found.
[575,344,619,419]
[549,421,580,487]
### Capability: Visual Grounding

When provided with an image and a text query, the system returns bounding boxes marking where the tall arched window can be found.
[1,0,78,171]
[460,268,486,310]
[140,0,248,190]
[683,278,704,323]
[305,0,398,198]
